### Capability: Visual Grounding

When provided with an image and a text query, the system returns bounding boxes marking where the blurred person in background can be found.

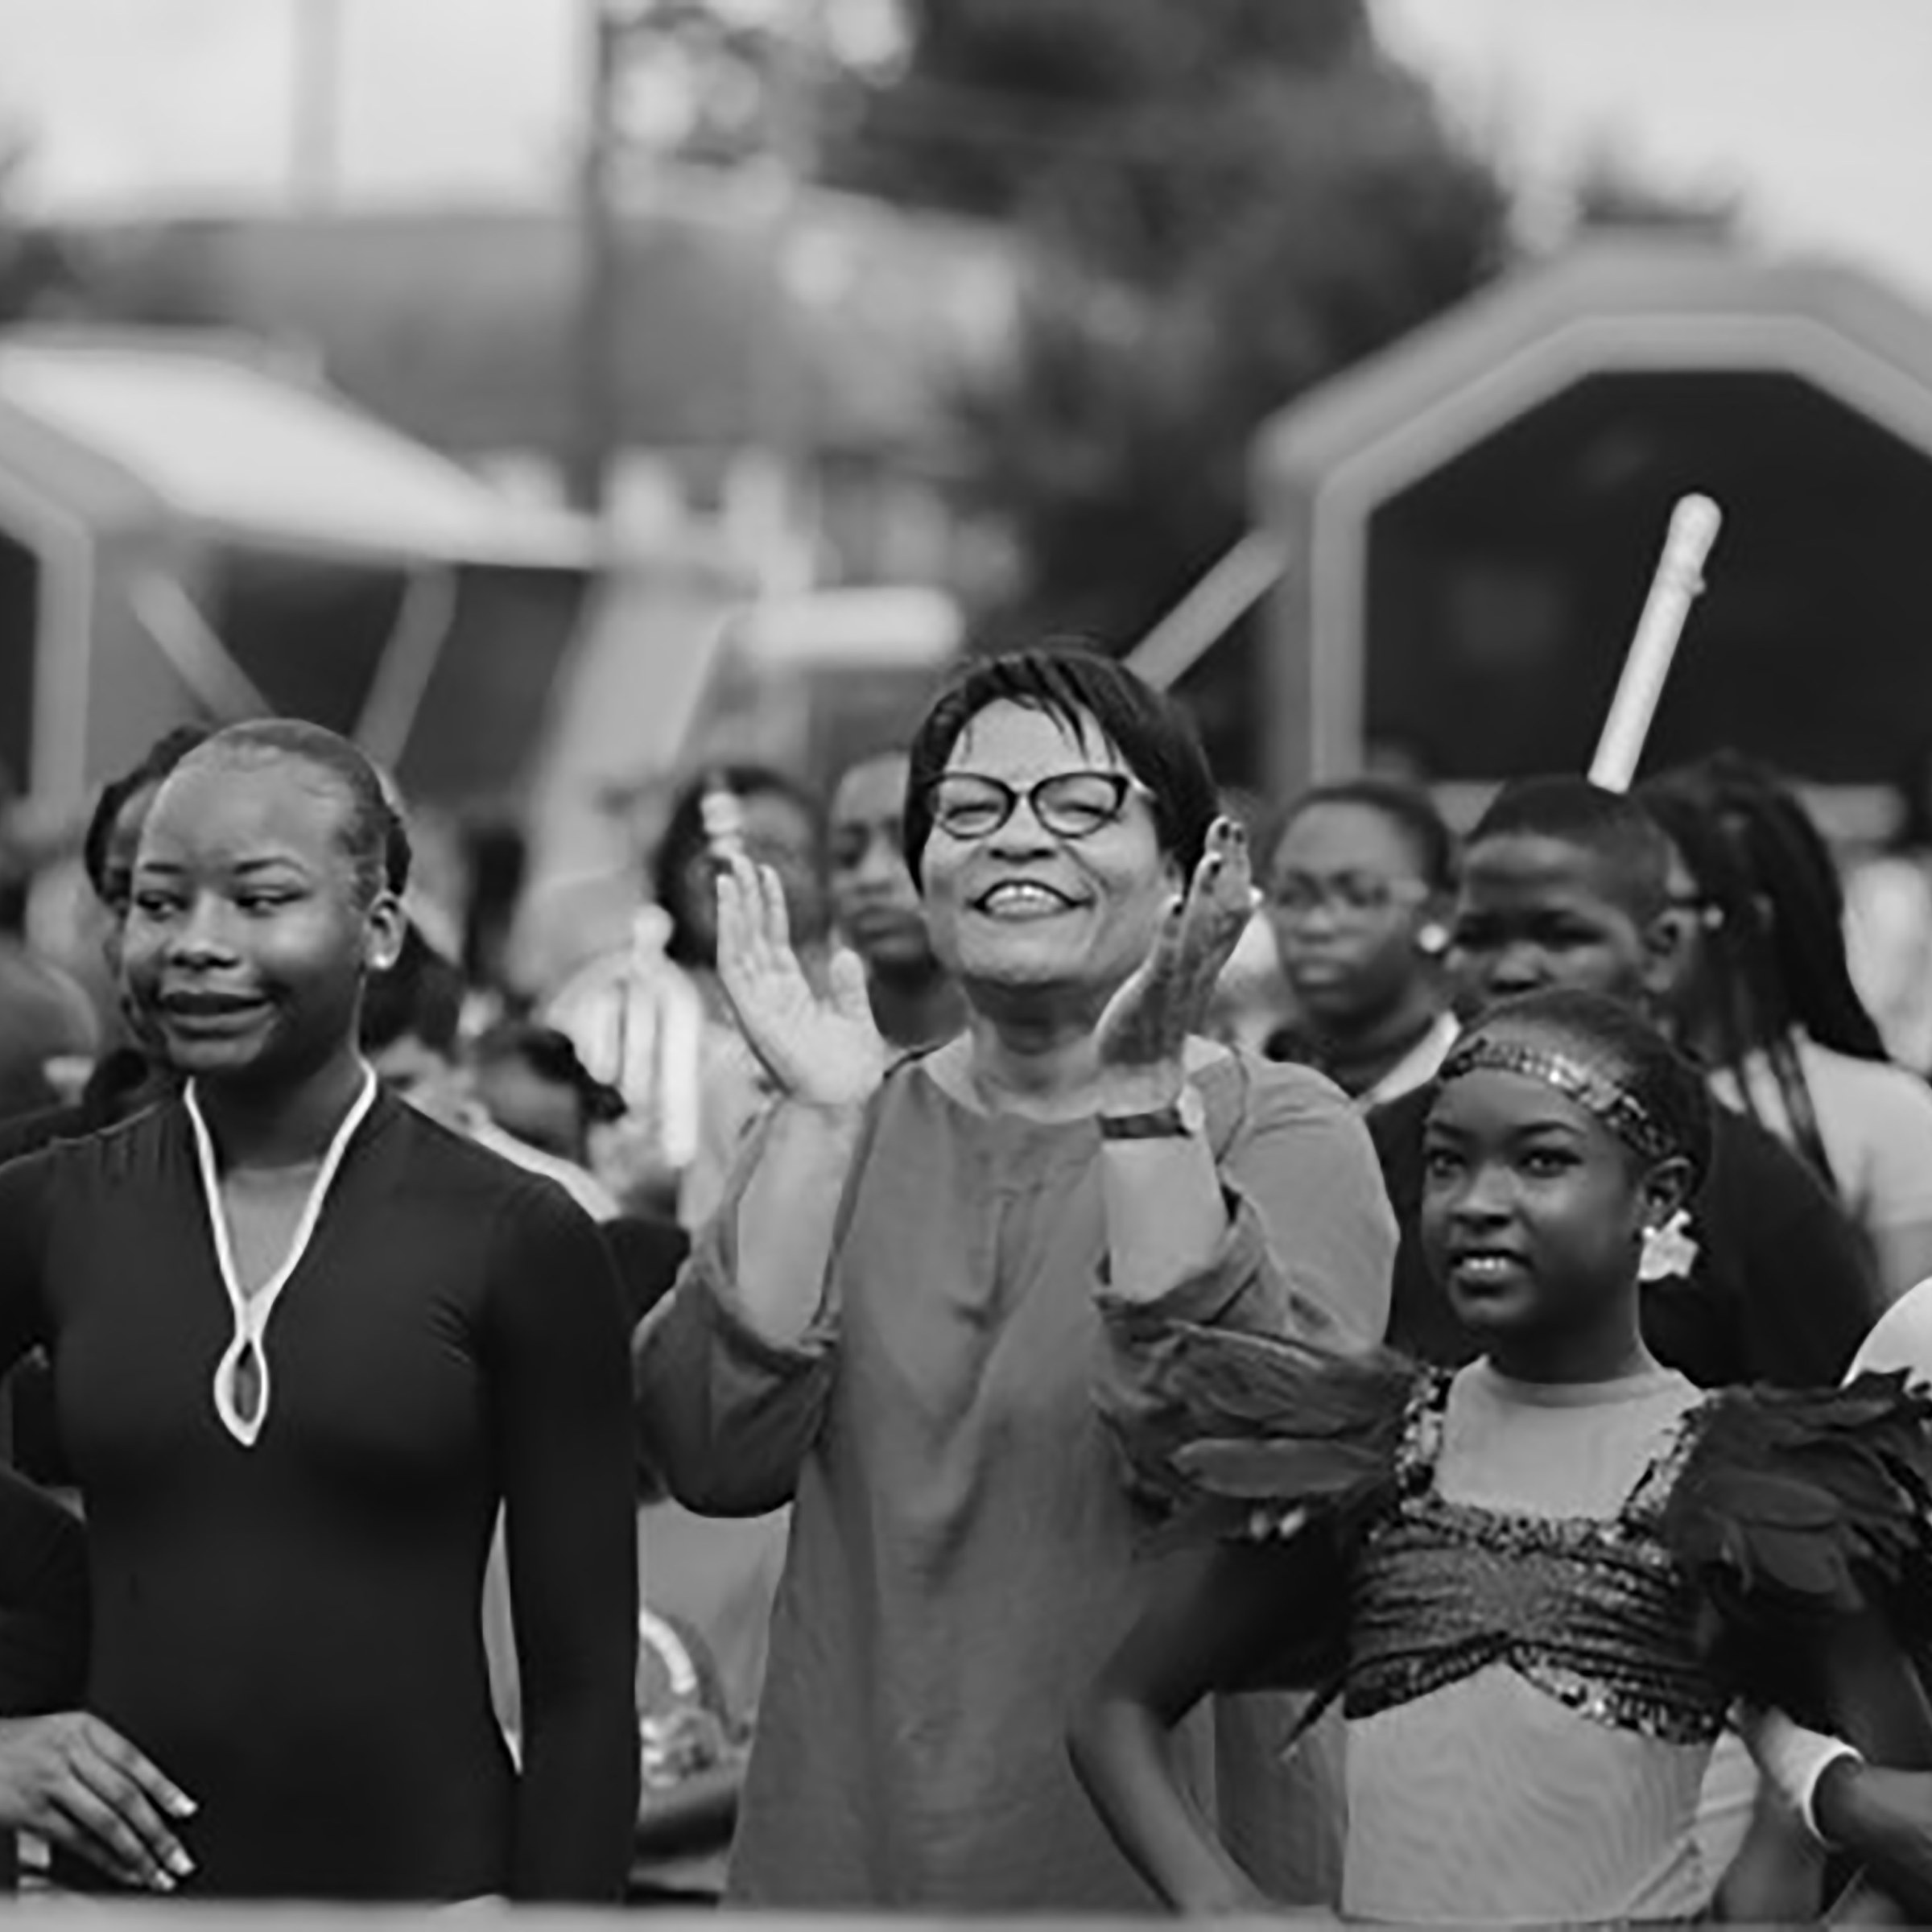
[635,648,1393,1910]
[362,926,621,1224]
[470,1018,624,1165]
[0,947,97,1128]
[1262,778,1459,1107]
[1642,754,1932,1304]
[454,817,530,1035]
[547,762,829,1226]
[1846,733,1932,1077]
[826,749,965,1051]
[1372,776,1879,1389]
[0,725,213,1164]
[0,725,212,1496]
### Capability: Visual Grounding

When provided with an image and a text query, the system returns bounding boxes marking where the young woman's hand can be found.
[715,852,887,1114]
[1096,817,1258,1105]
[0,1711,196,1893]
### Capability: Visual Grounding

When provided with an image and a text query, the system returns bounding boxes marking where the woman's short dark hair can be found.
[1445,985,1714,1193]
[82,724,213,901]
[902,646,1220,886]
[179,719,411,905]
[650,762,826,969]
[1274,777,1458,894]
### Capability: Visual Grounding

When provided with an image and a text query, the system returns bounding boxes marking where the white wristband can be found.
[1739,1704,1864,1843]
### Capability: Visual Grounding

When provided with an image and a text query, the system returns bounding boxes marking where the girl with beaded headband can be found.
[1073,988,1932,1924]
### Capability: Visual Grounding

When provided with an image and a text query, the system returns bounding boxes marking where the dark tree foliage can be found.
[824,1,1511,782]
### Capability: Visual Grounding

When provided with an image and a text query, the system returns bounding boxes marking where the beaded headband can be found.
[1435,1033,1680,1166]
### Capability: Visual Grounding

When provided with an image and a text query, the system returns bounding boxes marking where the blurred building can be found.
[0,326,597,817]
[1256,236,1932,823]
[76,187,1021,604]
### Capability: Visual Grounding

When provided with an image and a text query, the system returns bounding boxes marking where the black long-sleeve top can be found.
[0,1089,638,1901]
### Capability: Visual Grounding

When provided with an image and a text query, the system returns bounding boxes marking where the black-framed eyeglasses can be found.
[1269,873,1430,925]
[924,770,1146,842]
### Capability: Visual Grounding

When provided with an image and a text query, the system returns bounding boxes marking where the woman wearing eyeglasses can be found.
[634,647,1395,1910]
[1262,779,1460,1109]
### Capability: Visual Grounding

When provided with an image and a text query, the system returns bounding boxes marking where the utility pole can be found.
[568,0,624,513]
[291,0,345,212]
[745,0,820,590]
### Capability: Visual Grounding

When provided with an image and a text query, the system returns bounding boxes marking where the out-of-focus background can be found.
[6,1,1932,938]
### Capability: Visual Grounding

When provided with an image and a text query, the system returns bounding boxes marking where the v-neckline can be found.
[183,1067,379,1448]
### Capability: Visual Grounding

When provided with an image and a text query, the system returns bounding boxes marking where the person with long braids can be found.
[1074,989,1932,1924]
[1846,733,1932,1078]
[635,647,1394,1910]
[0,719,638,1901]
[1641,754,1932,1303]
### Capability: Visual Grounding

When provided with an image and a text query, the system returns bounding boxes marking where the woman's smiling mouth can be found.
[974,881,1081,920]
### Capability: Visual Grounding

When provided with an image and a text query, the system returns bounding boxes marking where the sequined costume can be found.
[1109,1328,1932,1924]
[1347,1368,1725,1744]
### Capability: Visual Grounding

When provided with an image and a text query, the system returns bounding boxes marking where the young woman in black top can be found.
[0,719,638,1901]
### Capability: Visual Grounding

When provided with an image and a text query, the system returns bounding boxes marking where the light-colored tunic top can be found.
[634,1048,1393,1909]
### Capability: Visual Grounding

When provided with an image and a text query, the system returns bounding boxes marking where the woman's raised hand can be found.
[715,851,888,1113]
[1096,817,1259,1092]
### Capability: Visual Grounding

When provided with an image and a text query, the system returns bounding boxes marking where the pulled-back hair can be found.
[903,645,1219,885]
[1469,776,1672,923]
[359,922,466,1056]
[1274,776,1458,894]
[82,724,213,901]
[1447,985,1714,1192]
[182,719,411,905]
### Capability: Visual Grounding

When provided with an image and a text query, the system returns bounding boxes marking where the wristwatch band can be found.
[1098,1088,1203,1141]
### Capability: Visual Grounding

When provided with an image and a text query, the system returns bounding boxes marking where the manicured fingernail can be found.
[152,1871,175,1893]
[169,1794,197,1818]
[169,1849,195,1878]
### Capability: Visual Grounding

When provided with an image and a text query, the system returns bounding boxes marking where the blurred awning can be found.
[0,330,597,570]
[0,328,606,811]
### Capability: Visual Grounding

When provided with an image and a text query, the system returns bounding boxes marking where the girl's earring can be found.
[1417,922,1450,958]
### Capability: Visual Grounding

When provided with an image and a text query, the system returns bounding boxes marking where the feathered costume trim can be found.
[1657,1369,1932,1668]
[1104,1323,1416,1555]
[1113,1327,1932,1654]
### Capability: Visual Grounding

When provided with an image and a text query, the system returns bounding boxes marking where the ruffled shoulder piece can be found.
[1657,1369,1932,1645]
[1104,1322,1420,1554]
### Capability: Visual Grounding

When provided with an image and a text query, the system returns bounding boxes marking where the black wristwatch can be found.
[1097,1086,1205,1141]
